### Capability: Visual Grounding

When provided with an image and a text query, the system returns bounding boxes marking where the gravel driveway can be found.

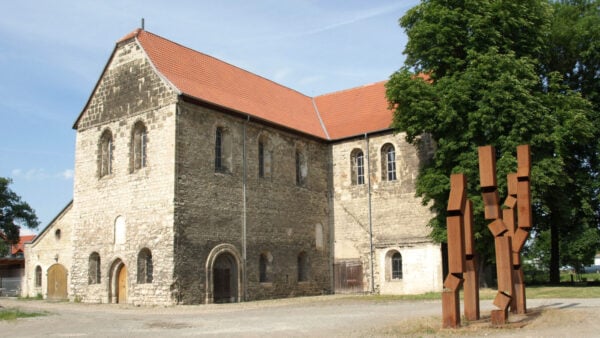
[1,295,599,337]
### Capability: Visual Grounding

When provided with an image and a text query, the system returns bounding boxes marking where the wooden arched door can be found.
[47,264,68,300]
[117,265,127,304]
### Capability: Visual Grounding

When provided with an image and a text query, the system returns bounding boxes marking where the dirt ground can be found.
[1,295,599,337]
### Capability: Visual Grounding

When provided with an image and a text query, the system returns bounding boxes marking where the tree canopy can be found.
[387,0,600,283]
[0,177,39,246]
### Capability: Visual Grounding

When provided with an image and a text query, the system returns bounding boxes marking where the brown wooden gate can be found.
[47,264,68,300]
[334,261,364,293]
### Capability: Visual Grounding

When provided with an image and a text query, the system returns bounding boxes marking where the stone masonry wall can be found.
[331,132,442,294]
[173,102,331,304]
[71,38,178,305]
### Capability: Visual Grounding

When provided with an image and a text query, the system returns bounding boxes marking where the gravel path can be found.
[1,295,599,337]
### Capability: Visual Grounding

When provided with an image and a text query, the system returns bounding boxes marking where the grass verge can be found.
[0,308,46,321]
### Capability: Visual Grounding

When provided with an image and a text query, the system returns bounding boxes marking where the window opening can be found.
[392,252,403,280]
[258,141,264,178]
[297,252,309,282]
[132,122,147,171]
[99,130,113,177]
[215,127,223,171]
[351,149,365,185]
[88,252,101,284]
[382,144,397,181]
[137,248,153,284]
[35,266,42,287]
[259,254,268,283]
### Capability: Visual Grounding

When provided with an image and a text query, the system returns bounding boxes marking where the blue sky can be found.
[0,0,419,233]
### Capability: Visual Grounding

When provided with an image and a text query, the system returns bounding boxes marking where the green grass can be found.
[526,285,600,298]
[17,293,43,301]
[340,285,600,302]
[0,308,46,321]
[560,272,600,283]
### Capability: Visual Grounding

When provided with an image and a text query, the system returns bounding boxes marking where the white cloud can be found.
[11,168,74,181]
[272,67,294,82]
[60,169,74,180]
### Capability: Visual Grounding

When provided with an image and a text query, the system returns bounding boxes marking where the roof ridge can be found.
[140,30,313,100]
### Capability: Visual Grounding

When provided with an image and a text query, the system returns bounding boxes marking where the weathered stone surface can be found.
[25,37,441,305]
[331,133,442,295]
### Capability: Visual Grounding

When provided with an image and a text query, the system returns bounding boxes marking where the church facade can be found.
[24,29,442,305]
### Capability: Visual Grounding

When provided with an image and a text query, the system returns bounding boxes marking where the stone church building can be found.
[23,29,442,305]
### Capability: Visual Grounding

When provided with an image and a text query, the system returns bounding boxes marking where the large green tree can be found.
[0,177,39,248]
[386,0,600,283]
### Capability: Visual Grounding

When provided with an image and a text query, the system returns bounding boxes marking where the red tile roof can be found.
[114,30,394,140]
[314,81,392,140]
[10,235,36,255]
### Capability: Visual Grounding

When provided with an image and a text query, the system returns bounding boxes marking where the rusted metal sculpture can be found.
[463,199,480,321]
[442,173,467,328]
[442,144,531,328]
[478,145,514,325]
[511,145,532,314]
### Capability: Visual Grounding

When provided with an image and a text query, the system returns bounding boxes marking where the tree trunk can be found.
[549,217,560,284]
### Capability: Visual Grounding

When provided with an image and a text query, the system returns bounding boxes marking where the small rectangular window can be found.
[258,141,264,178]
[357,153,365,185]
[215,128,223,171]
[387,150,396,181]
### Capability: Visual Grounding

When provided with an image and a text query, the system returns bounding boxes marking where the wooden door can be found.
[47,264,68,300]
[117,266,127,304]
[213,267,231,303]
[334,261,363,294]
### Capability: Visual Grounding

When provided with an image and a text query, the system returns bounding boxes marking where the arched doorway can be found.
[117,265,127,303]
[205,244,243,304]
[213,253,237,303]
[109,259,127,304]
[47,264,68,300]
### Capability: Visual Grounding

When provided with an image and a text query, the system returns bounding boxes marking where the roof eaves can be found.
[329,127,394,143]
[28,201,73,246]
[180,94,329,142]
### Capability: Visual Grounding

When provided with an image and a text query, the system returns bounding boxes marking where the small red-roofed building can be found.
[25,29,442,305]
[0,234,36,296]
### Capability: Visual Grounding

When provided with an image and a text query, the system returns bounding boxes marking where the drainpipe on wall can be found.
[365,133,375,293]
[242,115,250,302]
[174,103,181,303]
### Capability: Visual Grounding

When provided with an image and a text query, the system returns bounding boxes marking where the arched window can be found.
[88,252,101,284]
[295,147,307,186]
[131,121,147,172]
[381,143,397,181]
[99,129,113,177]
[259,253,271,283]
[392,252,403,280]
[215,127,232,173]
[297,251,309,282]
[137,248,153,284]
[114,216,126,245]
[35,265,42,287]
[351,149,365,185]
[258,135,272,179]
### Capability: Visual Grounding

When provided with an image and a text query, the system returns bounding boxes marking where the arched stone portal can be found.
[205,244,243,304]
[109,259,127,304]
